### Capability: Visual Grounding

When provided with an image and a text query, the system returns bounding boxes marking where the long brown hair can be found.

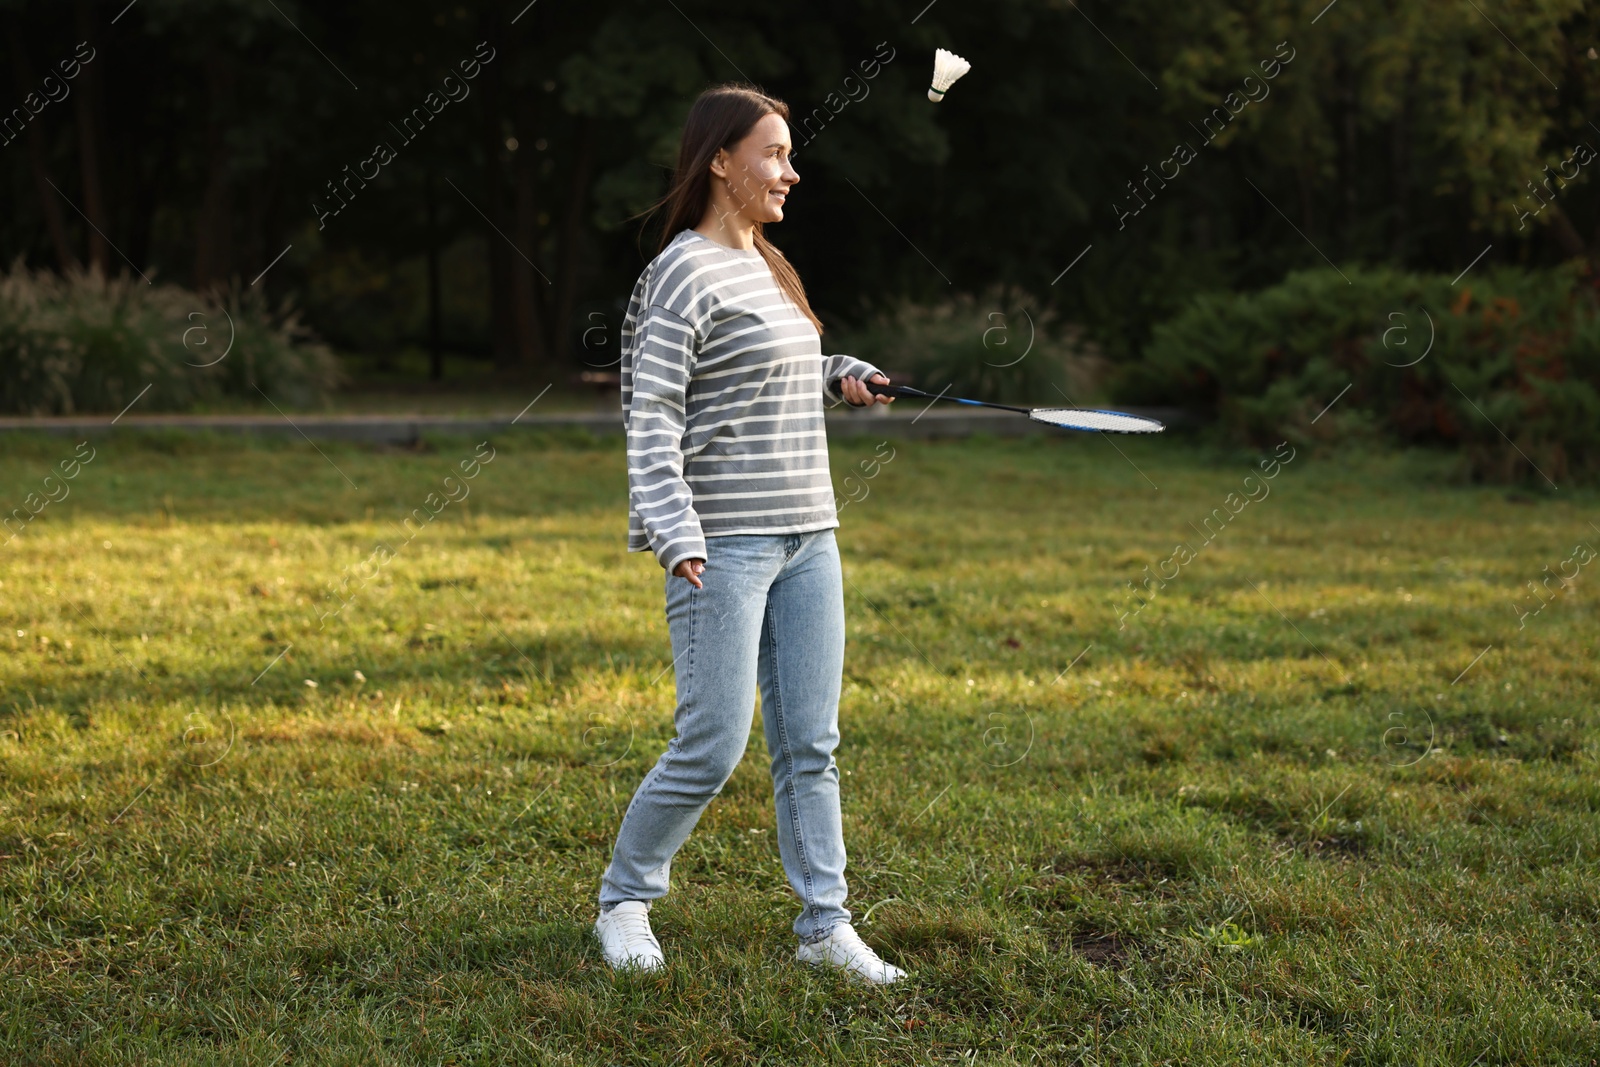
[637,83,825,335]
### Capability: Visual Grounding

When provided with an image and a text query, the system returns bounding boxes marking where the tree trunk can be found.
[553,115,596,366]
[1337,47,1358,255]
[478,49,518,371]
[1542,200,1589,262]
[1389,60,1414,263]
[426,166,444,382]
[1296,165,1315,238]
[25,126,79,272]
[9,36,79,272]
[126,134,156,272]
[510,91,551,373]
[193,56,235,291]
[509,153,547,368]
[73,0,109,274]
[241,157,283,293]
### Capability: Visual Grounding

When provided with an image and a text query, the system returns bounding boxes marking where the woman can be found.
[595,83,905,985]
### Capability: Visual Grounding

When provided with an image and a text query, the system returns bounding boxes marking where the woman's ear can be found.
[708,148,727,181]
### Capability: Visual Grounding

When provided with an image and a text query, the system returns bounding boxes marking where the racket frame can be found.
[845,379,1165,434]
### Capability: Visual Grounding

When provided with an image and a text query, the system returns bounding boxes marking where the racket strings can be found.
[1030,408,1164,434]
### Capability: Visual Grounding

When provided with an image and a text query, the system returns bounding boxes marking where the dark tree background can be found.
[3,0,1598,382]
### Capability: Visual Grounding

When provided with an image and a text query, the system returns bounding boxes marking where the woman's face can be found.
[712,112,799,225]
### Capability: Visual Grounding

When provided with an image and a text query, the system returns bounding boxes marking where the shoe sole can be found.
[795,952,905,985]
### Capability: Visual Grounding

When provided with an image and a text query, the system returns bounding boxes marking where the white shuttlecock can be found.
[927,48,970,103]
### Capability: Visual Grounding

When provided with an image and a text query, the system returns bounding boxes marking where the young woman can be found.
[594,83,905,984]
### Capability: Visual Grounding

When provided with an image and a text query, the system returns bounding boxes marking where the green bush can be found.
[829,284,1107,406]
[1126,264,1600,485]
[0,263,342,416]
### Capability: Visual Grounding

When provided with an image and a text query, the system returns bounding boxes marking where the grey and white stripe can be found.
[621,228,880,573]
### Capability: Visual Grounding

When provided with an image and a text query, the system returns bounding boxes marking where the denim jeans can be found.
[598,528,852,942]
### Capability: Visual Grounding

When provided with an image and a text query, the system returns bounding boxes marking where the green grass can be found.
[1,429,1596,1065]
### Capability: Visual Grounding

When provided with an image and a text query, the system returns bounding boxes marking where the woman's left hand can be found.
[841,372,895,407]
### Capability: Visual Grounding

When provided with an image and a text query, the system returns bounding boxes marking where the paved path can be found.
[0,406,1191,444]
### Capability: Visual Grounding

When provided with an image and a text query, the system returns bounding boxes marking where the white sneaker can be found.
[796,924,906,985]
[594,901,664,972]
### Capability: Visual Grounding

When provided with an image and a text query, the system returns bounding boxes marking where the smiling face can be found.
[709,112,798,226]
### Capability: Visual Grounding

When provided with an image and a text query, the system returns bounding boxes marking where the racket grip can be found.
[833,377,916,399]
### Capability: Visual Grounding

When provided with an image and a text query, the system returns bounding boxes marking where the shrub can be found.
[0,263,342,416]
[828,284,1107,406]
[1126,264,1600,485]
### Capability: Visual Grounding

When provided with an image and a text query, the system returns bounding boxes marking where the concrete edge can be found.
[0,406,1198,444]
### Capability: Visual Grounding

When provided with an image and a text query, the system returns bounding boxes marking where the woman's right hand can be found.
[673,557,707,588]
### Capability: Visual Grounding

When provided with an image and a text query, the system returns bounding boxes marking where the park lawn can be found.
[0,427,1596,1066]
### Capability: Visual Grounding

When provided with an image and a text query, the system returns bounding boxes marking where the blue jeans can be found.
[598,528,853,942]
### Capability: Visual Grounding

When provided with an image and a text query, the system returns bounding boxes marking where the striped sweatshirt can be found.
[621,228,881,573]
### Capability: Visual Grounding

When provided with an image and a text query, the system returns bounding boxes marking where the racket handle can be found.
[833,377,925,399]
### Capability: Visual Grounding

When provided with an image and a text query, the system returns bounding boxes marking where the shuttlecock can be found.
[927,48,970,103]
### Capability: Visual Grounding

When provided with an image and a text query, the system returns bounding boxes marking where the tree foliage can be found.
[2,0,1597,377]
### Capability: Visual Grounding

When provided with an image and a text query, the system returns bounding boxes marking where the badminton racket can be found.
[840,380,1166,434]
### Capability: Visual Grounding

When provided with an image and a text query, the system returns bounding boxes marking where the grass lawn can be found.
[1,428,1596,1065]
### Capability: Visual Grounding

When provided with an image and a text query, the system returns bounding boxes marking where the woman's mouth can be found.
[769,190,787,203]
